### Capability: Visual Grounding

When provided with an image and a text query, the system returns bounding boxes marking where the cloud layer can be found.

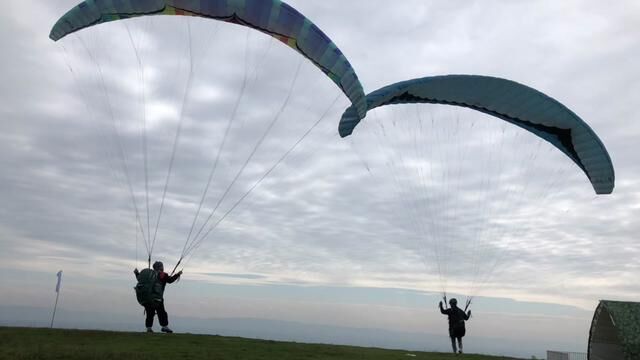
[1,0,639,356]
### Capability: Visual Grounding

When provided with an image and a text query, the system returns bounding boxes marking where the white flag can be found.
[55,270,63,293]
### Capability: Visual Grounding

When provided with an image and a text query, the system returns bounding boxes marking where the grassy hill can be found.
[0,327,523,360]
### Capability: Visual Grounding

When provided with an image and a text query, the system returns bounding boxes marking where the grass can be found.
[0,327,520,360]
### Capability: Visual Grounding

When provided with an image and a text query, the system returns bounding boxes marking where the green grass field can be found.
[0,327,521,360]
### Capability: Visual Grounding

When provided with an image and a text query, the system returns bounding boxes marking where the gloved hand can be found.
[134,268,139,276]
[439,301,443,307]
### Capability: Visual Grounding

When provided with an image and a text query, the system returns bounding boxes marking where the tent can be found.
[588,300,640,360]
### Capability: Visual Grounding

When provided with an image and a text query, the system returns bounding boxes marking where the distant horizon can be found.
[0,303,578,359]
[0,278,597,359]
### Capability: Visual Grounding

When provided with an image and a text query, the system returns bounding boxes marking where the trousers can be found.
[144,301,169,327]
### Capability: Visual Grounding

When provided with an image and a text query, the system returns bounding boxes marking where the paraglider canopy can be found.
[49,0,362,272]
[49,0,367,118]
[589,300,640,360]
[339,75,615,195]
[340,74,616,304]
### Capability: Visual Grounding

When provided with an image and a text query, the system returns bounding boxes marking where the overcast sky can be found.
[1,1,639,358]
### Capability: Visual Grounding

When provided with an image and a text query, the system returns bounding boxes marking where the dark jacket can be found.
[440,305,470,329]
[155,271,180,298]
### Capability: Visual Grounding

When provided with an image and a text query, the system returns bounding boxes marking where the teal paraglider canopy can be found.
[340,74,616,309]
[339,74,614,195]
[49,0,367,119]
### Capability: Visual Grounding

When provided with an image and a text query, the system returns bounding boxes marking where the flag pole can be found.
[51,270,63,328]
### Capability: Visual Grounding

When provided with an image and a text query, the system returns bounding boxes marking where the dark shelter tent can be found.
[588,300,640,360]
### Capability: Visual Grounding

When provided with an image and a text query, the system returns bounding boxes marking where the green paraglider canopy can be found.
[50,0,367,118]
[589,300,640,360]
[339,74,615,194]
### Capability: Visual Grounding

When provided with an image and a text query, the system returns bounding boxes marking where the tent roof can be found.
[589,300,640,360]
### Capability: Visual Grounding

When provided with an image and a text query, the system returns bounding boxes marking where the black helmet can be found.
[152,261,164,271]
[449,298,458,306]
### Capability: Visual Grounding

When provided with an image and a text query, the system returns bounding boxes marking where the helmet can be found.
[152,261,164,271]
[449,298,458,306]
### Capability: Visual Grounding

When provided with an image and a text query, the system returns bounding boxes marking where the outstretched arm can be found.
[133,268,139,280]
[165,270,183,284]
[465,310,471,320]
[439,301,447,314]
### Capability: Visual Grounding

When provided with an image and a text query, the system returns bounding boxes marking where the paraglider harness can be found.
[135,268,162,306]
